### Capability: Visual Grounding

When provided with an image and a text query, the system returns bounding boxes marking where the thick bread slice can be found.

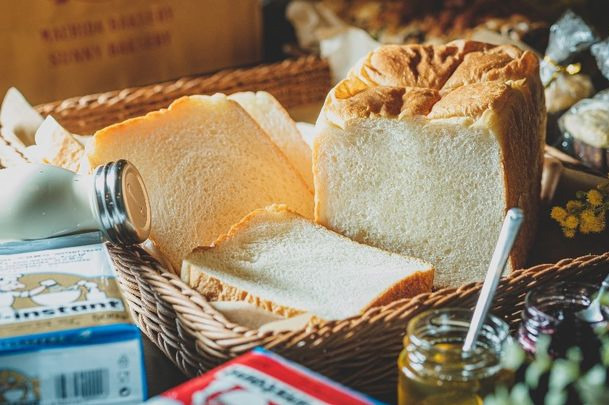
[183,205,434,320]
[87,95,313,271]
[228,91,313,190]
[314,40,545,288]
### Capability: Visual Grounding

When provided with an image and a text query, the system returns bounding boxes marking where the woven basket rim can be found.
[108,241,609,395]
[34,55,327,114]
[109,243,609,338]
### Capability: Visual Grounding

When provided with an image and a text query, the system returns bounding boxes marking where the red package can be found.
[145,348,384,405]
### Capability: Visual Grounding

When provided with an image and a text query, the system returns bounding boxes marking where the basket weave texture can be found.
[35,56,330,134]
[108,244,609,397]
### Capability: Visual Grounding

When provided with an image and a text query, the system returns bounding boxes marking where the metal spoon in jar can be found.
[463,208,525,352]
[577,273,609,323]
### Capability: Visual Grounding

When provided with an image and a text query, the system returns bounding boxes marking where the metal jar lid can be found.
[93,160,151,245]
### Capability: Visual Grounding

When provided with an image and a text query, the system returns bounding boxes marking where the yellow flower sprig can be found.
[551,183,609,238]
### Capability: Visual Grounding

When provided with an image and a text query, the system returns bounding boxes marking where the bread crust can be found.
[188,268,305,318]
[324,40,541,127]
[185,204,434,320]
[188,263,434,320]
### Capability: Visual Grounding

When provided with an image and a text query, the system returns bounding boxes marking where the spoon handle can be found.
[463,208,524,352]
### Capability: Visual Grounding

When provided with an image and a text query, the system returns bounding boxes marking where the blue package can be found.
[0,233,147,404]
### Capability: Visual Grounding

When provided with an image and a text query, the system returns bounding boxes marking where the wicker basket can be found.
[108,244,609,397]
[35,56,330,134]
[4,55,609,398]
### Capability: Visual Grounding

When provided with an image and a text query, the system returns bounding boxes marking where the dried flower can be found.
[551,207,568,222]
[563,228,576,238]
[551,178,609,238]
[566,200,583,212]
[580,210,605,234]
[587,189,604,207]
[564,215,579,229]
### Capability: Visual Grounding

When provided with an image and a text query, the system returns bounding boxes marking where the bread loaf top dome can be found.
[323,40,543,128]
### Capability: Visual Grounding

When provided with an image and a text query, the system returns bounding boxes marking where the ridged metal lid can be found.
[93,160,151,245]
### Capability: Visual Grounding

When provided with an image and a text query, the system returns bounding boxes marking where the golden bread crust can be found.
[324,40,542,127]
[188,269,305,318]
[362,268,434,312]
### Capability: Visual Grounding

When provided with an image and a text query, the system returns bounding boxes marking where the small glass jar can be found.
[518,282,609,355]
[398,308,512,405]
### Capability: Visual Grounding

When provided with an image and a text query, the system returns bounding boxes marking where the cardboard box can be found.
[0,0,262,104]
[0,233,146,404]
[146,348,384,405]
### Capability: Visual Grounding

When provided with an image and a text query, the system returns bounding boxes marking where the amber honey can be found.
[398,309,512,405]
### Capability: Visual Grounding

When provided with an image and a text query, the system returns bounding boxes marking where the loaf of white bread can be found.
[86,94,313,271]
[314,40,545,288]
[182,205,433,320]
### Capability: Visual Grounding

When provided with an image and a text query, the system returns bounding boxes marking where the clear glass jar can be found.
[398,308,512,405]
[518,282,609,355]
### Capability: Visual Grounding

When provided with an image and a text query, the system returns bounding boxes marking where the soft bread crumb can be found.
[228,91,313,191]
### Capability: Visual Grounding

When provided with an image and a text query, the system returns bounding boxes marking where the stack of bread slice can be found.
[87,93,314,272]
[0,88,91,170]
[0,88,43,167]
[25,116,86,172]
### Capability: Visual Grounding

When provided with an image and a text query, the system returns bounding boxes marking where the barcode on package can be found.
[54,368,109,401]
[0,338,144,404]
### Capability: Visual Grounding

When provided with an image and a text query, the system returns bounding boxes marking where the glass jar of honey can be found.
[518,282,609,355]
[398,308,512,405]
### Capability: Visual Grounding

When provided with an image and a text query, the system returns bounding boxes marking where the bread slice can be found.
[0,87,43,167]
[24,116,85,172]
[228,91,313,190]
[0,129,28,168]
[183,205,434,320]
[314,40,545,288]
[87,95,313,271]
[0,87,43,147]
